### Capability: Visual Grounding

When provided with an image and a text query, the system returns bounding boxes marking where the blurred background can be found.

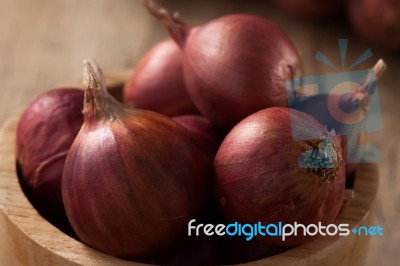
[0,0,399,265]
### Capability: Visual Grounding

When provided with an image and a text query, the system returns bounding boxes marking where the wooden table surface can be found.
[0,0,399,265]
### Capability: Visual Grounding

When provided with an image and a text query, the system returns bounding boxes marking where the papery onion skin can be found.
[214,107,345,246]
[141,1,303,129]
[173,115,219,161]
[347,0,400,50]
[62,59,207,258]
[16,88,84,212]
[123,39,197,116]
[275,0,345,20]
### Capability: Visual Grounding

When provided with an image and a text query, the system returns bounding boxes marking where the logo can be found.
[188,220,383,241]
[288,39,383,166]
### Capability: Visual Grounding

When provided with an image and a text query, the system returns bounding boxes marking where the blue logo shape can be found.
[289,39,382,166]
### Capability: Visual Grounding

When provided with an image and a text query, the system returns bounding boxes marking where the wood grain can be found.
[0,0,399,265]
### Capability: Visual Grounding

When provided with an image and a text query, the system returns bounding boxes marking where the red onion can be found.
[173,115,219,161]
[214,107,345,246]
[292,60,386,176]
[141,0,303,129]
[347,0,400,50]
[62,59,208,258]
[16,88,84,212]
[123,39,197,116]
[275,0,345,20]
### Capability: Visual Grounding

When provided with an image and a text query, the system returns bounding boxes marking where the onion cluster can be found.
[14,1,387,264]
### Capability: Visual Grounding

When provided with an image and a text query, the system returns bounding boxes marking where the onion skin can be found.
[214,107,345,246]
[141,1,303,129]
[16,88,84,212]
[275,0,345,20]
[183,15,302,129]
[123,39,197,116]
[173,115,219,161]
[62,59,207,258]
[347,0,400,50]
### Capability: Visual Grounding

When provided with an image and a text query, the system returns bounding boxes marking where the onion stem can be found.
[140,0,177,29]
[82,59,122,119]
[140,0,188,47]
[351,59,387,103]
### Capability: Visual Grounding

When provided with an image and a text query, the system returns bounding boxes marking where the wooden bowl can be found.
[0,72,379,266]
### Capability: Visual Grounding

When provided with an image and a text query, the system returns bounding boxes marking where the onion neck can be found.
[140,0,189,47]
[83,59,123,121]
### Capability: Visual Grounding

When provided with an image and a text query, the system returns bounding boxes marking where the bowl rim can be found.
[0,104,379,266]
